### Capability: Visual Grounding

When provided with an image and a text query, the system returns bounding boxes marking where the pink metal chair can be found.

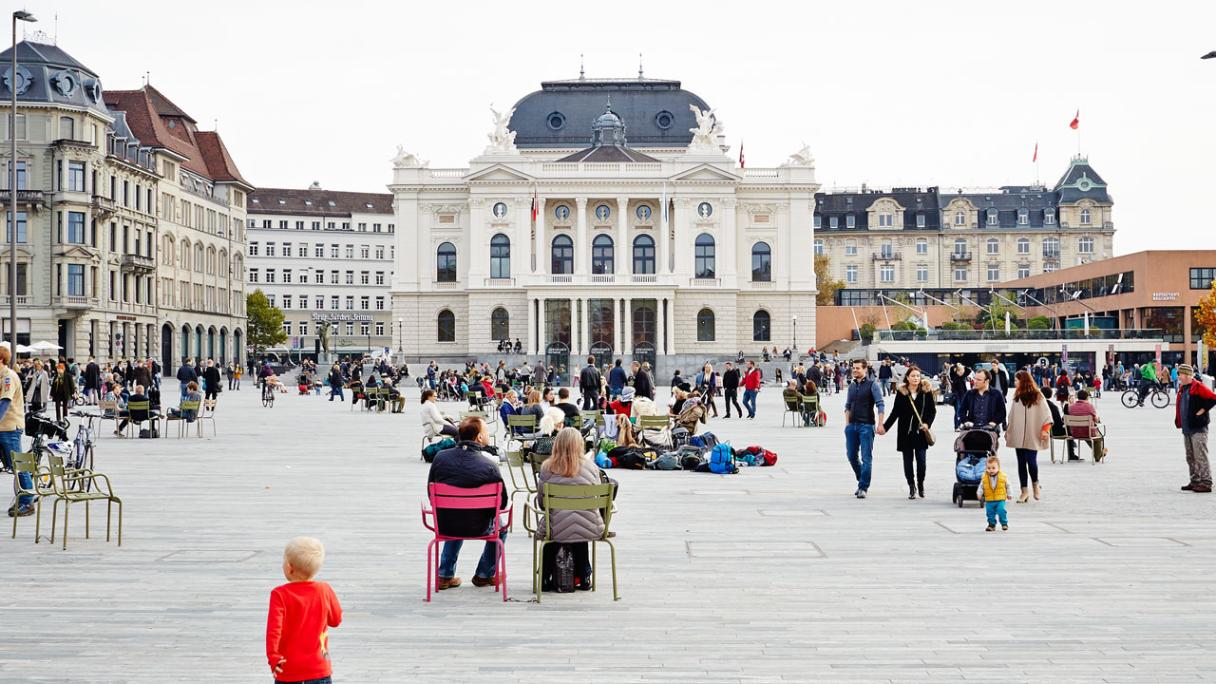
[421,482,513,602]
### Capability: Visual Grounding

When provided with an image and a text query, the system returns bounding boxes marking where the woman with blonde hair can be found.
[537,427,605,590]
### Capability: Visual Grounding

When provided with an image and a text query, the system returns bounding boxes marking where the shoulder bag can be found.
[908,393,935,446]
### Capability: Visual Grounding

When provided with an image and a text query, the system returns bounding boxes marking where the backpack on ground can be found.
[689,432,719,450]
[422,437,456,463]
[679,445,707,471]
[652,451,681,470]
[739,445,778,467]
[670,427,690,450]
[708,442,738,474]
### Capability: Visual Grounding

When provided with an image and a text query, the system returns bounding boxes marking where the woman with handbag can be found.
[881,365,937,499]
[1006,370,1053,503]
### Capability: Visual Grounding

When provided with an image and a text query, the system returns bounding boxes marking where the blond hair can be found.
[541,427,585,478]
[986,455,1001,468]
[284,536,326,579]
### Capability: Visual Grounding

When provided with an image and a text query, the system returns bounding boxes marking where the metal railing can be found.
[874,328,1165,342]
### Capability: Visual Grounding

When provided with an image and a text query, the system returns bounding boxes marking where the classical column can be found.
[616,197,629,276]
[666,297,677,355]
[535,196,546,275]
[623,298,633,354]
[578,297,588,355]
[673,198,692,278]
[721,198,737,283]
[618,299,626,354]
[657,298,666,355]
[575,197,588,276]
[658,195,669,275]
[536,297,546,356]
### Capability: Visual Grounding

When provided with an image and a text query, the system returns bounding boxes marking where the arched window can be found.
[490,307,510,340]
[218,249,228,276]
[954,211,966,226]
[194,244,204,271]
[551,235,573,274]
[436,242,457,282]
[1017,237,1031,254]
[1017,208,1029,225]
[437,309,455,342]
[591,234,614,274]
[632,235,655,274]
[751,242,772,282]
[986,237,999,255]
[696,308,715,341]
[181,240,191,270]
[694,233,716,279]
[752,310,771,341]
[489,234,510,279]
[953,238,967,256]
[206,246,216,274]
[1080,208,1092,225]
[1043,236,1060,257]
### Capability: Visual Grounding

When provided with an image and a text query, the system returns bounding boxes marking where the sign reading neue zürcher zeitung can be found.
[311,312,374,323]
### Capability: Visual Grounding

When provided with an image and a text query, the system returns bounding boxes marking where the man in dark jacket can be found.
[578,356,601,410]
[1175,364,1216,493]
[630,360,654,400]
[176,359,197,401]
[959,369,1007,433]
[429,417,508,590]
[607,359,627,399]
[722,362,742,418]
[989,361,1011,396]
[84,358,101,404]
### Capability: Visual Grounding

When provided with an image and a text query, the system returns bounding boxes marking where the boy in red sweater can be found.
[266,537,343,684]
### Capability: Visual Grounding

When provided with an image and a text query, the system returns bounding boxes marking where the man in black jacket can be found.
[84,357,101,404]
[959,369,1007,433]
[722,361,742,418]
[631,360,654,400]
[202,359,223,403]
[176,359,197,401]
[578,356,601,410]
[429,417,508,590]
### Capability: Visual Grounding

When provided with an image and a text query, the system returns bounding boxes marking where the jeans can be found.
[1,430,32,509]
[902,448,926,488]
[742,389,758,418]
[954,395,965,429]
[329,385,344,401]
[844,423,876,491]
[724,388,742,417]
[1015,448,1039,488]
[985,500,1008,526]
[179,384,190,401]
[276,677,332,684]
[438,522,508,579]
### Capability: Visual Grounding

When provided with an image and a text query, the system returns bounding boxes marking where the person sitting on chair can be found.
[537,426,607,591]
[115,384,150,437]
[168,381,203,421]
[421,389,458,439]
[428,417,508,591]
[555,388,581,423]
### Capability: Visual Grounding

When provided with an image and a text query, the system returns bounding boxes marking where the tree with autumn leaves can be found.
[1195,280,1216,349]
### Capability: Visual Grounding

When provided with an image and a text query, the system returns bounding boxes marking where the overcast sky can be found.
[20,0,1216,254]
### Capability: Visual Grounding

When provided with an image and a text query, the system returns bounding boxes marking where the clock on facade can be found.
[635,205,651,221]
[492,202,508,219]
[697,202,713,218]
[595,204,611,221]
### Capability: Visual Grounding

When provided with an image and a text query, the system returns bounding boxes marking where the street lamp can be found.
[8,10,35,350]
[397,317,403,353]
[792,314,797,352]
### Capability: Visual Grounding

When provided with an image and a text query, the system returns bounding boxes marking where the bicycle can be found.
[69,410,99,487]
[1121,385,1170,409]
[262,382,275,408]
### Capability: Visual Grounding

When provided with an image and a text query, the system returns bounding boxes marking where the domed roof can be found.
[0,40,109,116]
[508,77,710,148]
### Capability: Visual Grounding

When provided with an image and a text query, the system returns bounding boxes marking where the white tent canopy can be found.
[28,341,62,354]
[0,341,33,353]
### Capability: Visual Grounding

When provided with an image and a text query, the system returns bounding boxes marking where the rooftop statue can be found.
[391,146,428,168]
[485,106,518,155]
[784,143,815,167]
[688,104,722,148]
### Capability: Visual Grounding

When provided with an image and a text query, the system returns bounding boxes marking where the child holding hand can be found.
[266,537,343,684]
[980,456,1012,532]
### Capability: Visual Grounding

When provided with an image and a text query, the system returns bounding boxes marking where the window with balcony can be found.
[551,235,573,274]
[953,239,967,256]
[632,235,656,275]
[67,264,84,296]
[880,242,894,258]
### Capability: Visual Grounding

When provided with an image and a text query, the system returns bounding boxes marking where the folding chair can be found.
[420,482,511,602]
[1061,414,1106,464]
[801,395,820,427]
[97,399,120,435]
[197,399,218,437]
[781,394,803,427]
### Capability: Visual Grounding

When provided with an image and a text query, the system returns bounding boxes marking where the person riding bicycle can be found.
[1138,361,1160,406]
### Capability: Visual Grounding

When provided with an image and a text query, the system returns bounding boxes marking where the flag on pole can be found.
[1069,110,1079,130]
[660,183,668,223]
[738,140,745,169]
[530,188,538,222]
[1032,142,1038,163]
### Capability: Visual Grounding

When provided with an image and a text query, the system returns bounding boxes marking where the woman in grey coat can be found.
[537,427,606,590]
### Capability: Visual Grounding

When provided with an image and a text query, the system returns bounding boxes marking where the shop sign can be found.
[1152,292,1180,301]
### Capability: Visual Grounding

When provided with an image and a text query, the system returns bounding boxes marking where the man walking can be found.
[878,359,893,396]
[742,360,762,419]
[844,359,885,499]
[176,358,197,401]
[722,361,742,418]
[1175,364,1215,493]
[607,359,627,400]
[578,356,601,411]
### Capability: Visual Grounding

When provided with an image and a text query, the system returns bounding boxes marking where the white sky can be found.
[22,0,1216,255]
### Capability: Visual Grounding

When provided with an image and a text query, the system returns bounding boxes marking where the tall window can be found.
[986,238,999,255]
[953,267,968,282]
[591,234,614,274]
[916,238,928,254]
[551,235,573,274]
[916,213,926,228]
[1078,236,1094,254]
[814,238,824,256]
[752,310,771,341]
[5,161,26,189]
[1044,208,1056,225]
[59,116,74,140]
[436,242,457,282]
[1017,237,1030,254]
[437,309,455,342]
[1017,266,1031,279]
[489,233,510,278]
[632,235,655,274]
[953,238,967,256]
[5,211,27,242]
[490,307,510,339]
[879,264,895,283]
[694,233,715,278]
[954,211,966,226]
[67,264,85,296]
[845,265,858,283]
[986,265,1000,282]
[879,241,894,258]
[878,213,893,227]
[1043,237,1060,257]
[916,265,928,282]
[696,308,715,341]
[67,162,85,192]
[1080,208,1092,225]
[751,242,772,282]
[845,214,856,229]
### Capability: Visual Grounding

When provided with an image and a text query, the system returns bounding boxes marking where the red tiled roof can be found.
[104,85,248,187]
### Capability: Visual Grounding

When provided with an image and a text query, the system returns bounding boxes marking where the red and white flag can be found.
[530,188,538,222]
[738,141,745,168]
[1069,110,1079,130]
[1032,142,1038,163]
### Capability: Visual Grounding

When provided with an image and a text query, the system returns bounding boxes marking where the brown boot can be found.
[472,574,498,588]
[1033,482,1041,500]
[1016,487,1030,504]
[436,576,462,590]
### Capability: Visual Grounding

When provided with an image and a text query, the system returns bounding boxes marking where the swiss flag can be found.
[1069,110,1079,130]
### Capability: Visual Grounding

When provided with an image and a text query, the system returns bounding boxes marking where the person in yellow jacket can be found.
[980,455,1012,531]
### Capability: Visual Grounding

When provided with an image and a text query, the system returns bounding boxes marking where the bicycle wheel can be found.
[1151,390,1170,409]
[1120,390,1138,409]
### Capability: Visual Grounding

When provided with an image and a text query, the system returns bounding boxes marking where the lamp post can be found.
[8,11,34,350]
[397,317,402,353]
[792,314,797,352]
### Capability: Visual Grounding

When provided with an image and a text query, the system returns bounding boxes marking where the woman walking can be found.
[26,359,50,414]
[696,363,719,418]
[1006,370,1053,503]
[881,365,937,499]
[51,361,75,422]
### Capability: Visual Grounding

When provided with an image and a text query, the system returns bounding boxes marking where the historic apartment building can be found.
[246,184,395,359]
[815,156,1115,304]
[0,38,250,366]
[389,75,818,371]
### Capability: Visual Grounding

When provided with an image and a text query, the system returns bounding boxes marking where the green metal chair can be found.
[9,451,51,543]
[507,413,538,439]
[637,414,670,447]
[46,454,122,551]
[781,392,803,427]
[163,400,201,438]
[524,482,618,602]
[504,446,537,522]
[122,400,152,438]
[801,395,820,427]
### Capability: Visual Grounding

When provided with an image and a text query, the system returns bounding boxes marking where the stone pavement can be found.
[1,382,1215,683]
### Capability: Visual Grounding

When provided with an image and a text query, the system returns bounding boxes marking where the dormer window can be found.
[1017,208,1028,225]
[1080,209,1092,225]
[916,213,926,228]
[845,214,856,229]
[877,213,893,227]
[986,209,999,226]
[1044,208,1055,225]
[829,216,839,229]
[328,201,336,207]
[813,214,821,228]
[954,211,966,226]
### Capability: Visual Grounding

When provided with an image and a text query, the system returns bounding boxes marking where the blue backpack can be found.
[708,443,738,474]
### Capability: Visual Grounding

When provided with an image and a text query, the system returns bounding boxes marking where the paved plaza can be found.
[2,382,1215,683]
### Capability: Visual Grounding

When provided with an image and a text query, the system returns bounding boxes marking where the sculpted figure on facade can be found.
[784,143,815,167]
[688,104,722,148]
[392,145,428,168]
[484,106,518,155]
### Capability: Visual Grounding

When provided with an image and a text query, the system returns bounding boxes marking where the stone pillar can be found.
[721,198,737,283]
[536,297,546,356]
[658,195,669,275]
[673,198,692,277]
[535,196,546,274]
[666,297,677,355]
[657,298,666,355]
[623,298,633,354]
[578,297,588,356]
[616,197,629,276]
[618,299,626,354]
[575,197,588,276]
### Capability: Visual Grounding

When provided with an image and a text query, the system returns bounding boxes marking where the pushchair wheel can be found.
[952,482,962,507]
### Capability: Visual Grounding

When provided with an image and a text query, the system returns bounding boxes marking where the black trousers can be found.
[902,448,926,488]
[582,392,598,411]
[724,388,742,417]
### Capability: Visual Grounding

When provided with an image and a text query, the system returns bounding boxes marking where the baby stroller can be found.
[952,425,999,508]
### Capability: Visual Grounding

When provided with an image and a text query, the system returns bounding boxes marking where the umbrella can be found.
[29,341,62,354]
[0,341,32,353]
